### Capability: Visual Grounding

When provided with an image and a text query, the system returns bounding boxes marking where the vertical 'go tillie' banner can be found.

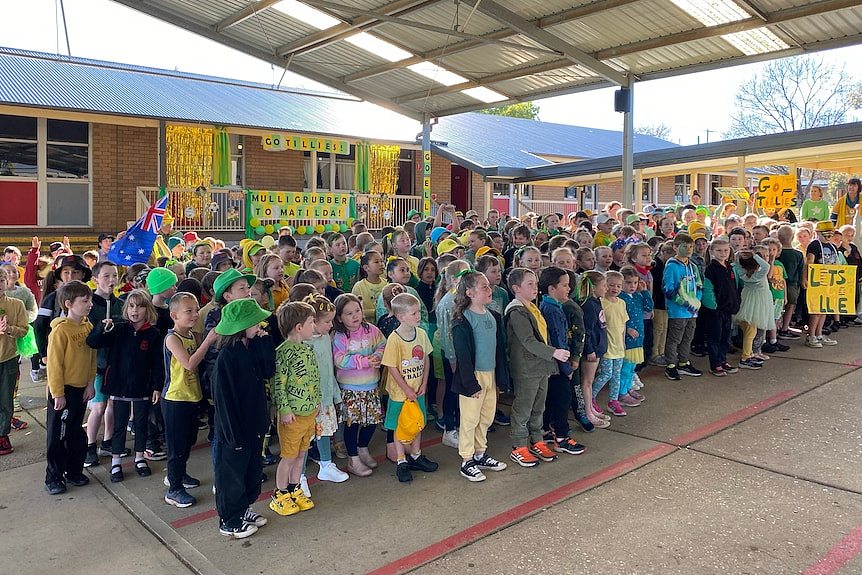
[807,264,857,315]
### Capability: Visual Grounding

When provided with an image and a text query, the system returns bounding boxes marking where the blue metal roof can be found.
[430,112,677,174]
[0,47,419,142]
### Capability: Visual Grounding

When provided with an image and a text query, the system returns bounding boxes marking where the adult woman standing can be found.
[831,178,861,228]
[800,185,830,222]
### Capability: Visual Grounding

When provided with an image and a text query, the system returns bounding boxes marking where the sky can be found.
[3,0,862,145]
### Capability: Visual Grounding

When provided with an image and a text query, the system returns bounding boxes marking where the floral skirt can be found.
[338,388,382,427]
[315,403,339,438]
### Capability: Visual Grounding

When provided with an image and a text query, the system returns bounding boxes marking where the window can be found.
[493,182,510,196]
[565,184,577,200]
[642,179,652,203]
[303,146,355,192]
[229,134,244,187]
[674,175,689,203]
[0,115,37,177]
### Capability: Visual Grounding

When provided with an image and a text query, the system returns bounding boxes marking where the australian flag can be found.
[108,195,169,265]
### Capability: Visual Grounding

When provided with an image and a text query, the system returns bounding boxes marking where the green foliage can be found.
[478,102,540,120]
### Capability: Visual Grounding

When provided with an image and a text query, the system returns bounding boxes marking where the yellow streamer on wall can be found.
[370,145,400,195]
[166,126,213,224]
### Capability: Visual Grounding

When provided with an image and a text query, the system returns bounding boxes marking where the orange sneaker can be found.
[529,441,558,462]
[510,446,539,468]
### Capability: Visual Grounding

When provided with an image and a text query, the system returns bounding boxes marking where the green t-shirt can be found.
[769,260,787,300]
[273,341,321,416]
[800,199,830,222]
[330,258,360,292]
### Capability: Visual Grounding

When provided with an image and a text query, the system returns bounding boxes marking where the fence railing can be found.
[137,188,435,234]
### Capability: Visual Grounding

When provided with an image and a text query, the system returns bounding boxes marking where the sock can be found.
[111,456,121,467]
[473,452,484,461]
[397,457,407,464]
[410,451,421,460]
[770,339,777,344]
[319,459,332,466]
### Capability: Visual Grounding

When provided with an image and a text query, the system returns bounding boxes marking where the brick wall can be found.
[414,153,452,205]
[656,176,677,205]
[532,184,566,201]
[470,171,485,214]
[245,138,305,190]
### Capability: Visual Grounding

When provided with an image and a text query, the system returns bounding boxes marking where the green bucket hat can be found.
[213,268,256,302]
[215,299,271,336]
[146,267,177,296]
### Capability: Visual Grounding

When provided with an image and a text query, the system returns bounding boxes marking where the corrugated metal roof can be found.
[0,47,420,142]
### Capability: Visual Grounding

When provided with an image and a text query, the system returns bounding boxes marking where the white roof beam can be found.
[215,0,282,32]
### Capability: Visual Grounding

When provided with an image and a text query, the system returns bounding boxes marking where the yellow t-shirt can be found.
[382,327,432,402]
[352,278,387,323]
[164,330,203,402]
[524,301,548,344]
[601,297,628,360]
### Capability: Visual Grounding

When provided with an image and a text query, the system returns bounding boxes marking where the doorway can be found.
[451,165,469,213]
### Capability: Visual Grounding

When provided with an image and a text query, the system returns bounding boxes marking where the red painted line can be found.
[366,443,677,575]
[170,436,443,529]
[670,389,798,446]
[803,522,862,575]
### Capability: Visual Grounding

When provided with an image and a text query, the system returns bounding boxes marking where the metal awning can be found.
[110,0,862,122]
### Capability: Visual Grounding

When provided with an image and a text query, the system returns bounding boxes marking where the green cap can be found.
[215,299,271,336]
[213,268,256,302]
[406,209,420,220]
[146,267,177,296]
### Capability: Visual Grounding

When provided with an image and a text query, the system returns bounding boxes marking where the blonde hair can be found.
[123,289,158,325]
[390,292,420,317]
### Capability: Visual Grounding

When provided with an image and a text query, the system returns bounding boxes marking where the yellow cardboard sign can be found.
[755,175,797,210]
[806,264,857,315]
[716,187,749,201]
[263,134,349,154]
[248,191,350,220]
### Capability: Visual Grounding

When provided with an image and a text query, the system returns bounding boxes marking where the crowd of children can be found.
[2,186,861,539]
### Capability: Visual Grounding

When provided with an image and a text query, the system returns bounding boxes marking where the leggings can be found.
[343,423,375,457]
[315,436,332,462]
[441,360,460,431]
[619,360,637,397]
[592,357,624,401]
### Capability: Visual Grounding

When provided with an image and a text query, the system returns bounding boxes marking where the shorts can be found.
[90,373,108,404]
[785,284,800,308]
[276,413,316,459]
[383,395,427,431]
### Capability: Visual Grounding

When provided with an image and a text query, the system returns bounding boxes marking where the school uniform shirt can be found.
[601,297,629,360]
[47,317,96,398]
[352,278,386,323]
[489,285,510,315]
[702,261,741,315]
[162,329,203,403]
[86,321,163,399]
[330,258,360,292]
[770,261,787,302]
[382,327,432,401]
[778,248,804,286]
[274,340,321,416]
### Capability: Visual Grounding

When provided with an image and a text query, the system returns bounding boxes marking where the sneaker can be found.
[510,446,540,467]
[576,414,595,433]
[442,429,460,448]
[849,318,862,327]
[220,521,258,539]
[269,490,300,516]
[773,342,791,352]
[818,335,838,346]
[710,366,727,377]
[164,489,196,508]
[632,373,644,389]
[408,454,439,472]
[690,346,708,357]
[299,475,311,498]
[554,437,586,455]
[163,474,201,489]
[333,441,348,459]
[739,359,762,370]
[30,369,45,383]
[242,507,268,527]
[493,409,511,426]
[753,352,770,361]
[434,418,445,432]
[591,399,605,416]
[10,416,28,431]
[761,342,777,354]
[110,464,124,483]
[606,400,627,417]
[262,447,279,466]
[721,362,739,374]
[618,393,641,407]
[0,435,13,456]
[83,446,100,468]
[45,480,66,495]
[65,474,90,487]
[589,416,611,429]
[426,404,438,421]
[649,355,668,366]
[290,486,314,511]
[677,363,703,377]
[805,336,823,348]
[665,365,681,381]
[529,441,558,462]
[628,389,645,402]
[317,462,349,483]
[144,448,167,461]
[460,460,487,482]
[473,454,507,471]
[778,330,800,340]
[197,418,209,431]
[396,461,413,483]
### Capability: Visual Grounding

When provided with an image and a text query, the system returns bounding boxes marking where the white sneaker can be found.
[442,429,460,448]
[632,373,643,389]
[299,475,311,497]
[818,335,838,346]
[30,369,45,383]
[806,336,823,348]
[317,462,349,483]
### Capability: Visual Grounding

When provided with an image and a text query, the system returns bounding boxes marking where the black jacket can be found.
[212,336,276,449]
[86,293,125,371]
[451,309,510,396]
[704,261,741,315]
[86,321,164,398]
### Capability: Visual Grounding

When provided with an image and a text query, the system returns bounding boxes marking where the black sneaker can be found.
[408,454,439,472]
[778,330,801,340]
[84,445,100,468]
[773,342,791,352]
[65,474,90,487]
[761,342,777,354]
[45,480,67,495]
[576,414,595,433]
[677,363,703,377]
[219,521,257,539]
[665,364,681,381]
[242,507,268,527]
[473,454,507,471]
[163,474,201,489]
[690,346,708,357]
[722,362,739,374]
[262,448,279,466]
[739,359,762,370]
[110,464,124,483]
[396,461,413,483]
[493,410,511,426]
[459,461,486,482]
[709,366,727,377]
[164,488,196,508]
[554,437,586,455]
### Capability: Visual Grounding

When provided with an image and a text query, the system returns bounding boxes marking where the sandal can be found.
[135,460,152,477]
[110,464,124,483]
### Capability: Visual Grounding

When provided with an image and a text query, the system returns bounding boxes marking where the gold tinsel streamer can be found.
[166,126,213,224]
[370,144,400,195]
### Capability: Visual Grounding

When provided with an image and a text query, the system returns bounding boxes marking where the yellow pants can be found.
[458,371,497,460]
[739,321,756,360]
[651,309,668,359]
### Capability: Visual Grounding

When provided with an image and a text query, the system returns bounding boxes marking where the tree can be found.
[478,102,540,120]
[636,123,672,141]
